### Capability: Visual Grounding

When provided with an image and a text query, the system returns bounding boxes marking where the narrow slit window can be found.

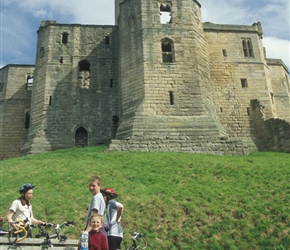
[241,78,248,88]
[105,36,110,45]
[247,107,250,116]
[169,91,174,105]
[270,92,274,104]
[25,111,30,129]
[110,79,114,88]
[49,96,52,106]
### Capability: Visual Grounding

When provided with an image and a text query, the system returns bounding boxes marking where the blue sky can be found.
[0,0,289,70]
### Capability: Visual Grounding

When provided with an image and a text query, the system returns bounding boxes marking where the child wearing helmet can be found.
[6,184,45,237]
[101,188,124,250]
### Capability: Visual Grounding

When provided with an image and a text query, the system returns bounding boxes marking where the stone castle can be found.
[1,0,289,160]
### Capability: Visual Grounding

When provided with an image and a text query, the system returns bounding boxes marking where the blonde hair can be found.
[89,213,104,224]
[88,176,102,186]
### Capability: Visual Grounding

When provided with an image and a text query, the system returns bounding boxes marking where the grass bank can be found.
[0,147,289,249]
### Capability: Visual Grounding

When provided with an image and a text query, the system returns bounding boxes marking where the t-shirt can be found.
[86,192,105,225]
[89,230,108,250]
[104,199,123,238]
[9,199,32,224]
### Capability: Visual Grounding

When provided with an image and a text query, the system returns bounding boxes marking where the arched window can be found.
[161,39,174,63]
[78,60,91,89]
[242,38,254,57]
[75,126,88,147]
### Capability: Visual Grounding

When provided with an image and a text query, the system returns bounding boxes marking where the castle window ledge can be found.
[161,63,176,69]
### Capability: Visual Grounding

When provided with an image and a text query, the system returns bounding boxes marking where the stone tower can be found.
[21,21,119,154]
[110,0,233,153]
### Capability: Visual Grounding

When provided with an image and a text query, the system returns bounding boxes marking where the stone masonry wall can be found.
[0,65,34,160]
[21,22,119,155]
[267,59,290,123]
[204,23,276,142]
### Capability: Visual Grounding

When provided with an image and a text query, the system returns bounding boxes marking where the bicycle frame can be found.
[126,232,148,250]
[35,221,74,247]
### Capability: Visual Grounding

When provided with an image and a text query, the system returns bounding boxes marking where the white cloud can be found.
[263,37,290,70]
[0,0,289,72]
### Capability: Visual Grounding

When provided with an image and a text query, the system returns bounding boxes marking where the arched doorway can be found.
[75,126,88,147]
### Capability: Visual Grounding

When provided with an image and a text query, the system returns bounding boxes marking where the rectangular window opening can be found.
[49,96,52,106]
[62,33,68,44]
[105,36,110,45]
[241,78,248,88]
[110,79,114,88]
[222,49,227,57]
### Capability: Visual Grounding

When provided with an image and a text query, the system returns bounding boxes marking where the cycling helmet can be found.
[100,188,118,199]
[19,184,35,194]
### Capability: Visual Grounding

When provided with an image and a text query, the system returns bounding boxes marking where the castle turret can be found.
[110,0,233,153]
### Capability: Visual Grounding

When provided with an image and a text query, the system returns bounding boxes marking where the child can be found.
[88,214,108,250]
[85,176,106,232]
[101,188,124,250]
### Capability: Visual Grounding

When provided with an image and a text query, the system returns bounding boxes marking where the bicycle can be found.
[35,221,74,247]
[5,219,32,243]
[126,232,148,250]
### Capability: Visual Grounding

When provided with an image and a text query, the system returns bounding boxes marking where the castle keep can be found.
[1,0,289,160]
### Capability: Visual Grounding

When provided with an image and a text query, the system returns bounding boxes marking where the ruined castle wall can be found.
[21,22,119,155]
[204,23,275,139]
[0,65,34,160]
[267,59,290,123]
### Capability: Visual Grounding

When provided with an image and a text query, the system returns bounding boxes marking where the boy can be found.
[88,214,108,250]
[85,176,106,232]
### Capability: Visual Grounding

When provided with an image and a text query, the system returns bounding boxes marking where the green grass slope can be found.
[0,147,289,249]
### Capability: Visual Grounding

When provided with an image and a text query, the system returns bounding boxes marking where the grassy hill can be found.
[0,146,289,249]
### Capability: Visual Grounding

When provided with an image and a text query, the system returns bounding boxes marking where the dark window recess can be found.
[220,107,223,112]
[79,60,90,71]
[59,56,63,64]
[110,79,114,88]
[105,36,110,44]
[25,111,30,129]
[162,40,173,63]
[62,33,68,44]
[247,107,250,116]
[49,96,52,106]
[222,49,227,57]
[241,78,248,88]
[169,91,174,105]
[75,127,88,147]
[270,92,274,104]
[113,116,119,123]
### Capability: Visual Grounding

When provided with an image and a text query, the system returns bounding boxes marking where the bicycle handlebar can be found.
[39,221,74,228]
[131,232,144,239]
